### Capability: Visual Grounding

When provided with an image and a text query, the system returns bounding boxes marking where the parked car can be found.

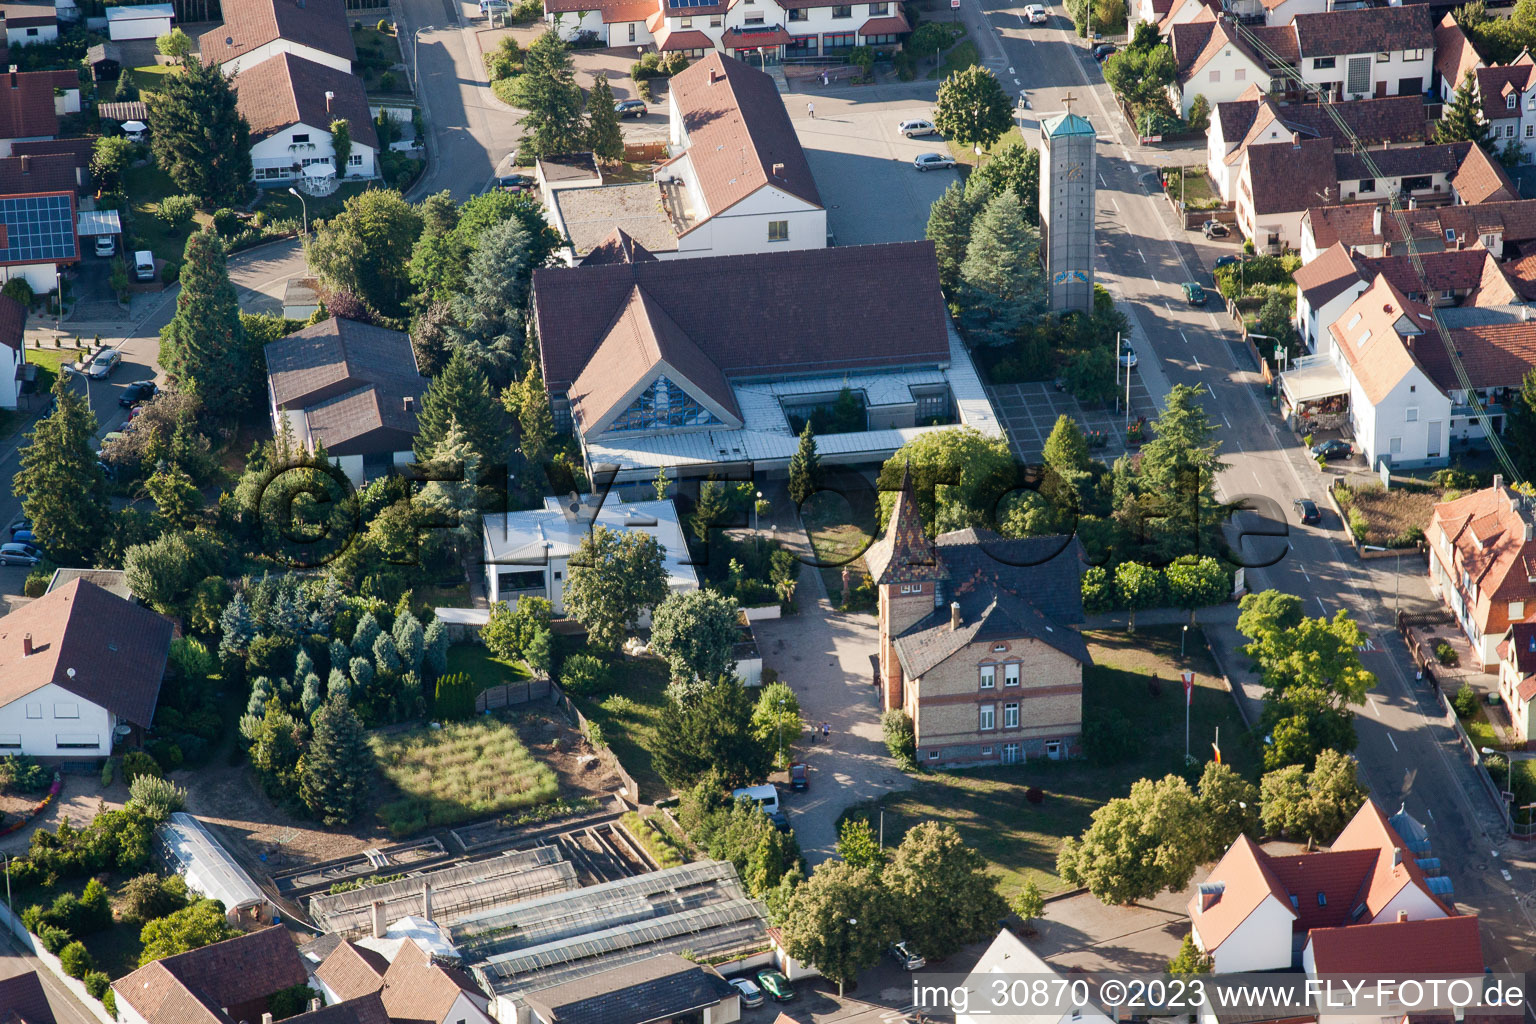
[614,99,648,118]
[728,978,765,1009]
[87,349,121,379]
[1213,254,1244,272]
[898,118,937,138]
[1182,281,1207,305]
[480,0,509,11]
[889,941,927,971]
[492,173,535,193]
[0,542,42,566]
[118,379,158,406]
[1119,343,1138,369]
[756,970,795,1002]
[1025,3,1048,20]
[134,250,156,281]
[913,152,956,172]
[1310,438,1353,461]
[1202,220,1229,238]
[7,517,30,538]
[94,234,115,258]
[96,431,126,459]
[788,761,808,791]
[1092,41,1116,60]
[9,528,35,546]
[1294,497,1321,525]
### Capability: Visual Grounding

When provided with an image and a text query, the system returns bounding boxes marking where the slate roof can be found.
[0,578,171,728]
[1307,915,1484,974]
[864,465,948,586]
[1293,240,1365,307]
[0,972,56,1024]
[0,290,23,351]
[264,317,424,456]
[1304,198,1536,251]
[231,51,378,149]
[315,940,388,1002]
[199,0,356,68]
[664,53,821,222]
[114,926,310,1024]
[522,954,735,1024]
[1293,4,1431,58]
[532,241,949,394]
[580,227,659,266]
[0,68,58,140]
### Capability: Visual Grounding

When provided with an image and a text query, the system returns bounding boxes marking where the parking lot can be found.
[788,85,960,245]
[988,376,1159,465]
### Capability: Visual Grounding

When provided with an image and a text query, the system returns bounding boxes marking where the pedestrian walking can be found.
[821,70,829,86]
[807,101,815,119]
[822,721,830,741]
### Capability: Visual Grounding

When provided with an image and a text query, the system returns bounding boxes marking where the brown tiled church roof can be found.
[864,465,948,585]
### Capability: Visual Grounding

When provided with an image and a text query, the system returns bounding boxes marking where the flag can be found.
[1182,670,1194,707]
[1212,741,1222,764]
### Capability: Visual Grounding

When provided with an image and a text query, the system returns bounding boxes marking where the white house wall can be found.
[53,87,80,114]
[0,345,21,410]
[250,122,377,183]
[1299,50,1431,102]
[0,262,64,294]
[545,8,604,39]
[221,39,352,75]
[0,681,114,757]
[1263,0,1326,26]
[1175,47,1268,118]
[1200,895,1296,973]
[676,185,826,256]
[1298,282,1364,353]
[108,14,171,39]
[445,990,496,1024]
[1372,883,1447,925]
[8,23,59,45]
[1347,360,1449,469]
[1207,121,1241,202]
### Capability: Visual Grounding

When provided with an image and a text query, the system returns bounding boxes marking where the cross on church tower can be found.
[1062,92,1076,114]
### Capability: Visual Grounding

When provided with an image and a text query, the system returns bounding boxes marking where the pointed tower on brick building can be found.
[864,466,949,713]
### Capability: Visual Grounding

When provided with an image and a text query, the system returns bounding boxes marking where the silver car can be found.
[0,542,42,566]
[728,977,765,1008]
[914,152,956,172]
[87,349,121,379]
[899,118,937,138]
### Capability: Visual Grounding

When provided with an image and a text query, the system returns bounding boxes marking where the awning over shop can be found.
[1279,354,1348,405]
[859,12,911,33]
[722,26,794,46]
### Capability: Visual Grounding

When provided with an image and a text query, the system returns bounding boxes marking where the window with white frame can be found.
[1208,69,1220,82]
[980,665,995,689]
[1004,663,1020,686]
[1406,48,1423,60]
[1406,407,1418,422]
[1376,51,1389,60]
[928,749,939,760]
[979,704,996,731]
[1528,124,1534,138]
[1389,436,1402,454]
[1004,702,1019,728]
[1512,601,1526,619]
[981,746,993,756]
[349,153,363,165]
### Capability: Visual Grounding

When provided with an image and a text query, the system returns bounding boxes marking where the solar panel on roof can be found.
[0,194,76,263]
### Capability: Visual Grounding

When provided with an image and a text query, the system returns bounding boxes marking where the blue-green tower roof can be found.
[1043,112,1096,137]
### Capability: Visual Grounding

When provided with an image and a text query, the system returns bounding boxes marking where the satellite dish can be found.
[66,667,75,679]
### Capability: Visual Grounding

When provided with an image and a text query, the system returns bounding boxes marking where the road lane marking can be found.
[1502,869,1513,881]
[1137,248,1146,262]
[1099,173,1107,187]
[1221,410,1232,428]
[1426,807,1435,822]
[1387,733,1398,752]
[1180,331,1188,343]
[1193,354,1202,370]
[1008,66,1015,72]
[1299,566,1310,582]
[1014,77,1021,83]
[1370,696,1380,716]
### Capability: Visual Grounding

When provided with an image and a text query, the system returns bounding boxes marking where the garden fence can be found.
[550,683,644,806]
[474,676,553,713]
[623,141,668,164]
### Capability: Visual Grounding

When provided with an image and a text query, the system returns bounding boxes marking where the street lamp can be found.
[1481,746,1513,832]
[754,490,763,533]
[410,24,428,94]
[1181,624,1188,657]
[837,917,858,996]
[288,187,308,236]
[777,696,786,767]
[1,853,12,926]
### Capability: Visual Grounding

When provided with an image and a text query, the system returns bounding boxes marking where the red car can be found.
[788,762,808,791]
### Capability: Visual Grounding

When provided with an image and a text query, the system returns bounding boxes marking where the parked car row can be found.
[724,940,925,1007]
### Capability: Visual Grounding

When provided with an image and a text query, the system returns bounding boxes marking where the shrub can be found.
[120,873,190,925]
[560,653,604,696]
[431,672,475,720]
[162,259,180,284]
[2,276,33,307]
[128,774,187,821]
[1347,506,1369,543]
[157,194,197,231]
[122,751,161,783]
[0,754,49,794]
[586,721,607,749]
[1026,786,1045,804]
[103,990,117,1016]
[379,71,397,90]
[211,207,239,236]
[269,985,319,1021]
[60,941,93,978]
[23,566,51,597]
[84,971,110,999]
[881,708,916,767]
[1454,681,1480,718]
[37,923,71,955]
[1436,640,1459,667]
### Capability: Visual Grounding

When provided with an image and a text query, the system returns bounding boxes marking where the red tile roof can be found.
[654,26,713,50]
[378,940,488,1024]
[0,291,24,351]
[1244,135,1338,215]
[315,941,388,1002]
[114,926,311,1024]
[1433,484,1536,645]
[199,0,356,68]
[1435,13,1482,97]
[859,12,910,33]
[1307,915,1484,974]
[0,972,57,1024]
[231,51,378,149]
[1293,4,1431,58]
[1294,241,1365,306]
[0,68,58,140]
[580,227,659,266]
[1502,621,1536,700]
[543,0,656,21]
[1305,199,1536,252]
[1332,796,1456,917]
[665,53,820,216]
[1477,61,1534,122]
[864,465,950,586]
[0,578,172,728]
[1452,141,1520,205]
[1261,848,1379,929]
[532,241,948,394]
[721,26,794,46]
[1187,834,1296,950]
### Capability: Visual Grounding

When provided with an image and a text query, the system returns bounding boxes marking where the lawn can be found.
[1331,478,1440,548]
[933,38,979,79]
[569,655,671,802]
[802,487,876,607]
[946,125,1028,167]
[1162,166,1221,211]
[26,346,88,393]
[122,163,211,265]
[257,180,375,227]
[840,625,1258,898]
[371,719,559,836]
[126,64,180,93]
[445,643,532,691]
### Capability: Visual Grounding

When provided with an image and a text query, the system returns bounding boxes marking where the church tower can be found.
[1039,101,1097,313]
[863,467,949,714]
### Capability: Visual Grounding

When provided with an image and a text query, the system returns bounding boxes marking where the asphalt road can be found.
[953,0,1536,984]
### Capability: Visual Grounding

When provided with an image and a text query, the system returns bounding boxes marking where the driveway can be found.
[750,530,906,866]
[787,83,959,246]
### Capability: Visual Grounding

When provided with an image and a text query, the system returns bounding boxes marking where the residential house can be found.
[1292,5,1433,102]
[1302,913,1485,977]
[234,51,378,183]
[0,3,57,45]
[1434,11,1482,102]
[0,972,57,1024]
[200,0,355,75]
[313,939,392,1005]
[1325,274,1536,471]
[956,930,1116,1024]
[1253,0,1325,28]
[1208,88,1427,201]
[1170,12,1294,119]
[1158,0,1215,33]
[1134,0,1174,27]
[1191,799,1456,972]
[481,496,698,611]
[114,927,310,1024]
[530,238,1001,482]
[0,290,22,410]
[866,468,1088,768]
[1300,198,1536,262]
[1234,133,1337,252]
[1496,620,1536,745]
[545,0,907,58]
[0,187,76,293]
[105,2,172,39]
[0,67,63,155]
[1474,56,1536,163]
[0,152,85,194]
[544,54,825,261]
[523,955,739,1024]
[264,316,425,486]
[375,940,495,1024]
[1430,477,1536,667]
[1330,139,1516,206]
[0,578,171,757]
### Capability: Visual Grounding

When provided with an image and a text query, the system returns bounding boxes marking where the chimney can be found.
[18,155,28,174]
[1291,131,1300,149]
[1397,909,1408,923]
[709,68,722,84]
[262,1015,273,1024]
[371,899,386,939]
[325,90,334,115]
[422,882,433,923]
[771,161,784,177]
[1495,473,1504,496]
[1383,241,1391,257]
[309,1000,321,1014]
[949,601,961,631]
[22,633,31,655]
[1373,203,1383,237]
[8,68,14,89]
[1392,846,1403,867]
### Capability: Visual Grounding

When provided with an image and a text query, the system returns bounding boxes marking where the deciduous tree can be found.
[836,817,882,870]
[1196,761,1259,858]
[751,681,803,767]
[1168,932,1213,974]
[138,899,239,965]
[306,189,423,317]
[877,427,1015,534]
[156,28,192,61]
[564,525,668,650]
[1165,555,1228,624]
[884,822,1007,958]
[1259,749,1367,841]
[1057,774,1204,904]
[1114,560,1162,632]
[779,861,895,993]
[650,588,741,682]
[965,140,1040,225]
[933,66,1012,154]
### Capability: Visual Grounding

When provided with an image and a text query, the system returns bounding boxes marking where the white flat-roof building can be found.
[481,496,698,610]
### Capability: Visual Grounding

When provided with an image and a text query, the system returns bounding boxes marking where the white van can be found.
[133,250,154,281]
[731,783,779,814]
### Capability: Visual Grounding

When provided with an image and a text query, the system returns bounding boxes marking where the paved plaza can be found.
[988,375,1159,464]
